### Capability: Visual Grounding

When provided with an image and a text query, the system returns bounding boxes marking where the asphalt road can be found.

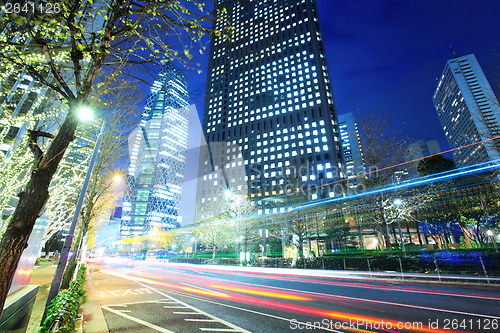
[89,258,500,333]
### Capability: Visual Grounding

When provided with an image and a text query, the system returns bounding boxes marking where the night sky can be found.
[138,0,500,155]
[317,0,500,153]
[127,0,500,220]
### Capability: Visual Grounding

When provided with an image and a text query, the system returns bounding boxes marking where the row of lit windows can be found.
[214,0,307,46]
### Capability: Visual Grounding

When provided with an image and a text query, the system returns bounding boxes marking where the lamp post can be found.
[394,199,406,257]
[42,111,104,322]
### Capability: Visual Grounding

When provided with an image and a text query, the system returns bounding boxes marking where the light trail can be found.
[135,262,500,301]
[276,135,500,200]
[100,264,491,333]
[211,284,313,301]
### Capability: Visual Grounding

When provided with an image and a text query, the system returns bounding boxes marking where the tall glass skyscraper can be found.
[196,0,344,217]
[121,63,189,238]
[433,54,500,167]
[338,112,364,189]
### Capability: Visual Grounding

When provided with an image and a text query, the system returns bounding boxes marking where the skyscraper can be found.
[121,63,189,238]
[408,139,441,160]
[338,112,364,189]
[433,54,500,167]
[196,0,344,217]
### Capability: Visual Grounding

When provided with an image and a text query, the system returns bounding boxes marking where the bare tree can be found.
[355,111,413,248]
[227,195,257,263]
[193,220,232,260]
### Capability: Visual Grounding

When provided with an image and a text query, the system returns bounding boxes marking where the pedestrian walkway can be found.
[82,270,109,333]
[25,264,56,333]
[23,263,109,333]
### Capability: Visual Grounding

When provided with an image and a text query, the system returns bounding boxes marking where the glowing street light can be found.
[77,105,94,122]
[394,198,403,206]
[43,115,105,322]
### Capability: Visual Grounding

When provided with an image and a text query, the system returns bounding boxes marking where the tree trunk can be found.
[391,225,398,245]
[416,222,423,245]
[61,222,87,289]
[298,233,304,258]
[0,112,79,318]
[406,223,412,244]
[383,221,391,249]
[244,239,248,264]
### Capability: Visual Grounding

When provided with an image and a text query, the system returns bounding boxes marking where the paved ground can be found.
[24,264,57,333]
[19,260,500,333]
[23,263,108,333]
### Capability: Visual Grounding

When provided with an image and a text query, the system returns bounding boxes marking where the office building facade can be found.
[196,0,344,217]
[408,139,441,159]
[121,63,189,238]
[338,112,364,189]
[433,54,500,167]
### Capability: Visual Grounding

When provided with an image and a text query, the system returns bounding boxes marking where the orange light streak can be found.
[211,284,312,301]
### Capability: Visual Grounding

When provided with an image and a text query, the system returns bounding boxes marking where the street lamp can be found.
[77,105,94,122]
[43,112,105,322]
[394,199,406,257]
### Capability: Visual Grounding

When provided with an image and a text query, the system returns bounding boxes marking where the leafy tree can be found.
[0,0,210,315]
[417,154,456,176]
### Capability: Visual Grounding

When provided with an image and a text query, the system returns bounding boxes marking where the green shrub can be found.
[39,265,87,333]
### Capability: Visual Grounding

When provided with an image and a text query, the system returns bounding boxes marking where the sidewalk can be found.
[24,264,109,333]
[82,269,108,333]
[25,264,56,333]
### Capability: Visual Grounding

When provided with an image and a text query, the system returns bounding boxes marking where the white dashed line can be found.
[102,305,175,333]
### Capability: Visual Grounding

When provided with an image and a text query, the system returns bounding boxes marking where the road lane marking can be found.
[122,289,138,296]
[179,282,224,294]
[102,305,175,333]
[173,311,203,315]
[182,293,343,332]
[199,329,239,332]
[185,319,218,322]
[164,306,189,309]
[135,282,251,333]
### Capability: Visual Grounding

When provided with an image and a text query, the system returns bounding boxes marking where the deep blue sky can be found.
[318,0,500,152]
[139,0,500,154]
